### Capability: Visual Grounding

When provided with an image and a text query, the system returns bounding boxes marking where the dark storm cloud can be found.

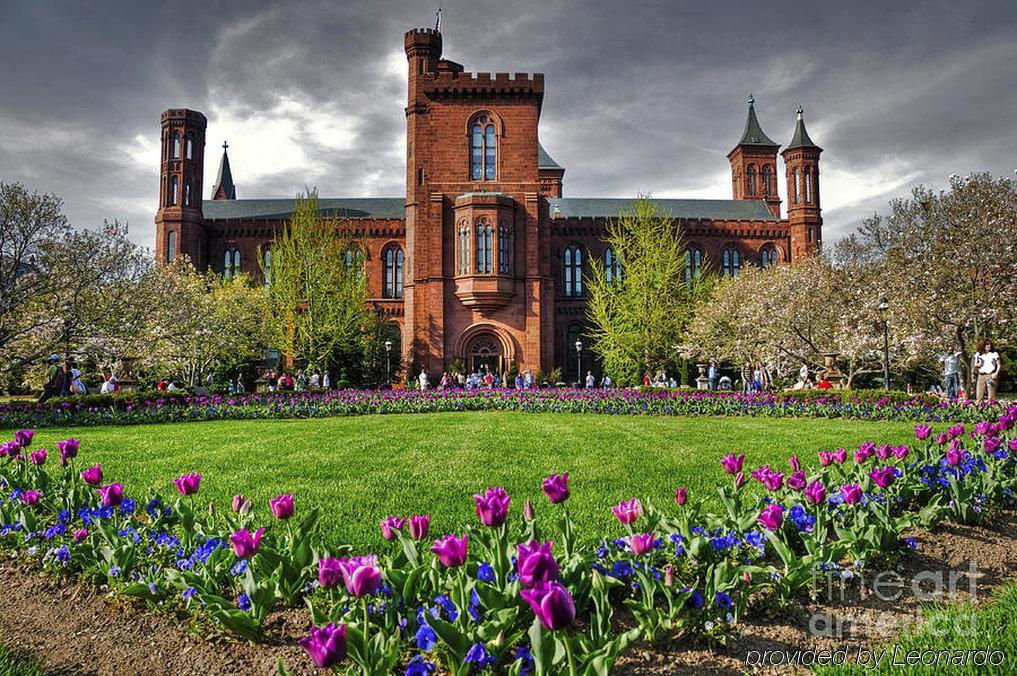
[1,0,1015,250]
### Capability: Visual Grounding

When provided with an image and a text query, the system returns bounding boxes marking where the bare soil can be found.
[2,513,1016,675]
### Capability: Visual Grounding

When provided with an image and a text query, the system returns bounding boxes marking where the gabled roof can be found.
[736,95,779,148]
[210,144,236,200]
[547,197,779,221]
[786,107,821,150]
[537,142,563,170]
[202,198,405,221]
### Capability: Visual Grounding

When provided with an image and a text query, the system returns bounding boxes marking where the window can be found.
[344,247,364,279]
[416,167,424,187]
[685,246,702,283]
[469,114,497,180]
[263,248,272,286]
[604,247,621,285]
[457,221,470,274]
[565,324,583,376]
[185,133,194,160]
[804,166,813,203]
[224,248,241,278]
[383,246,404,298]
[168,176,178,206]
[722,247,741,277]
[475,219,492,273]
[746,165,757,196]
[498,222,511,274]
[563,245,583,297]
[760,245,778,267]
[166,231,177,263]
[184,181,192,207]
[171,131,180,159]
[761,165,772,196]
[793,168,801,204]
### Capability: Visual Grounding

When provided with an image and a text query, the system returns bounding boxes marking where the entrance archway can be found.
[466,332,503,375]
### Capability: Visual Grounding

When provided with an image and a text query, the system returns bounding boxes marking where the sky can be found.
[1,0,1016,251]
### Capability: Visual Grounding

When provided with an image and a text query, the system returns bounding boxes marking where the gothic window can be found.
[469,114,497,180]
[722,247,741,277]
[563,245,583,297]
[475,219,493,273]
[760,245,778,267]
[263,248,272,286]
[457,221,470,274]
[344,246,364,279]
[383,245,404,298]
[166,231,177,263]
[746,165,757,196]
[171,131,180,159]
[224,248,241,278]
[604,247,621,285]
[184,181,192,207]
[685,246,702,283]
[498,222,511,274]
[793,168,801,204]
[565,324,583,375]
[761,165,772,196]
[804,166,813,203]
[168,176,178,206]
[185,133,194,160]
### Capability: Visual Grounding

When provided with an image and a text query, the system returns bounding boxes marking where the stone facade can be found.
[154,27,823,379]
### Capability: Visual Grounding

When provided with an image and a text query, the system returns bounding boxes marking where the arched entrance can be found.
[466,332,503,375]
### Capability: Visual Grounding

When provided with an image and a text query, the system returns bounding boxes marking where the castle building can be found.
[155,27,822,379]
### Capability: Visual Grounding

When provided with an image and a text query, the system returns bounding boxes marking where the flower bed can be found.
[1,407,1015,674]
[0,388,993,429]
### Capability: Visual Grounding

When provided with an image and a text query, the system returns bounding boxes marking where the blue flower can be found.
[183,586,197,600]
[788,505,815,533]
[57,510,71,525]
[515,644,534,675]
[743,530,766,553]
[415,623,437,651]
[714,591,733,609]
[55,545,70,564]
[44,523,66,540]
[476,561,495,582]
[683,588,703,610]
[230,559,248,576]
[109,565,121,578]
[434,594,458,621]
[405,655,436,676]
[464,643,497,667]
[237,593,252,612]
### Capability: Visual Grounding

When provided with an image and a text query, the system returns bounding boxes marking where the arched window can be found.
[685,246,702,283]
[604,247,621,285]
[166,231,177,263]
[498,222,511,274]
[344,246,364,279]
[469,114,497,180]
[383,246,404,298]
[171,131,180,159]
[721,247,741,277]
[185,133,194,160]
[792,168,801,204]
[760,245,778,267]
[475,219,493,273]
[746,165,757,196]
[184,181,192,207]
[457,221,470,274]
[804,166,813,203]
[263,247,272,286]
[224,248,241,278]
[761,165,772,196]
[563,245,583,297]
[168,176,178,206]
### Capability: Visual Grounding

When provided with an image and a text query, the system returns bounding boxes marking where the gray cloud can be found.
[1,0,1015,250]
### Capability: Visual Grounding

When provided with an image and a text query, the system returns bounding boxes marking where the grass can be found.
[817,583,1017,675]
[4,411,919,550]
[0,645,41,676]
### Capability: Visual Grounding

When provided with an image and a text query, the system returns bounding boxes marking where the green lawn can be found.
[0,645,41,676]
[5,412,919,550]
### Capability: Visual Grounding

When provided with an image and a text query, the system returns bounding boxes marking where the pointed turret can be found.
[736,95,780,148]
[782,106,823,260]
[211,142,236,200]
[728,95,781,217]
[786,106,820,150]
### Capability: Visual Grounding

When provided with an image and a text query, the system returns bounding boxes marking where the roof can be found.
[736,96,779,148]
[786,107,821,150]
[210,146,236,199]
[202,198,405,221]
[537,142,563,170]
[547,197,779,221]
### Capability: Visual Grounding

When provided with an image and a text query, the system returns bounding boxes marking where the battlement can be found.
[422,71,544,97]
[404,28,442,54]
[160,108,207,127]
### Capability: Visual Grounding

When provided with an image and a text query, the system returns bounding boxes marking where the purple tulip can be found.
[318,557,343,589]
[270,493,295,520]
[818,451,834,467]
[98,483,124,507]
[298,623,348,669]
[520,581,576,631]
[173,473,202,496]
[786,471,806,491]
[663,565,675,587]
[734,471,746,488]
[29,449,47,466]
[789,456,801,472]
[473,487,511,527]
[630,532,656,556]
[869,466,896,489]
[674,486,687,506]
[430,533,468,568]
[20,489,41,506]
[935,433,950,445]
[914,425,932,440]
[81,465,103,487]
[840,483,863,505]
[231,494,246,513]
[946,446,966,467]
[380,516,406,541]
[757,504,784,531]
[14,429,35,449]
[762,470,784,492]
[523,499,536,521]
[516,540,560,587]
[832,448,848,463]
[73,528,88,543]
[338,555,383,597]
[804,481,827,506]
[408,514,430,540]
[542,473,570,503]
[57,438,80,465]
[610,498,642,525]
[721,453,745,475]
[230,528,265,559]
[948,424,965,440]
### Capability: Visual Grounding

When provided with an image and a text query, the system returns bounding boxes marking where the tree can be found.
[586,196,712,385]
[261,192,368,372]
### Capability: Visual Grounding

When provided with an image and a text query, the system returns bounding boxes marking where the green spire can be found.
[787,106,820,150]
[211,141,236,200]
[737,94,779,147]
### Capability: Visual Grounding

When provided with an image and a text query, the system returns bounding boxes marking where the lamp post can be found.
[574,339,583,386]
[384,339,392,385]
[878,297,890,390]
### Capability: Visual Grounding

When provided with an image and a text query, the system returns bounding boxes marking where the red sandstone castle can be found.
[155,27,822,379]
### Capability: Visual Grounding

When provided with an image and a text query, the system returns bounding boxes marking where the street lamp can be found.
[574,339,583,386]
[384,339,392,386]
[878,297,890,390]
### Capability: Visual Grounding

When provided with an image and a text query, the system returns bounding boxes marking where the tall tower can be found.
[782,106,822,260]
[210,141,236,200]
[727,95,781,218]
[155,108,207,266]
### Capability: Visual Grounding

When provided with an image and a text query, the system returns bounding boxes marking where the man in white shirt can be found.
[974,339,1001,404]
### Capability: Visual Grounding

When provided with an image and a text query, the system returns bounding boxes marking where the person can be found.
[741,363,752,394]
[816,375,833,389]
[167,380,179,391]
[309,371,320,390]
[483,370,494,388]
[642,372,651,387]
[515,372,524,389]
[68,359,86,395]
[418,370,429,391]
[905,366,917,395]
[322,372,330,390]
[718,375,732,390]
[939,349,961,399]
[585,371,595,388]
[707,361,718,390]
[974,338,1001,404]
[235,374,246,394]
[100,373,117,395]
[38,354,64,402]
[296,369,307,391]
[523,370,534,390]
[267,371,278,392]
[752,363,764,392]
[601,374,612,388]
[798,363,809,384]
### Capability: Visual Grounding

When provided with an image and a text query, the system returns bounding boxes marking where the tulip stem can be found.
[361,597,371,674]
[564,636,578,676]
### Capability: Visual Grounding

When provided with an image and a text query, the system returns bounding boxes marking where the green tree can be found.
[260,192,368,372]
[586,196,712,385]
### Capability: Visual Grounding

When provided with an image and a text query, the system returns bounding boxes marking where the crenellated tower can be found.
[782,106,822,260]
[155,108,207,266]
[728,95,781,218]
